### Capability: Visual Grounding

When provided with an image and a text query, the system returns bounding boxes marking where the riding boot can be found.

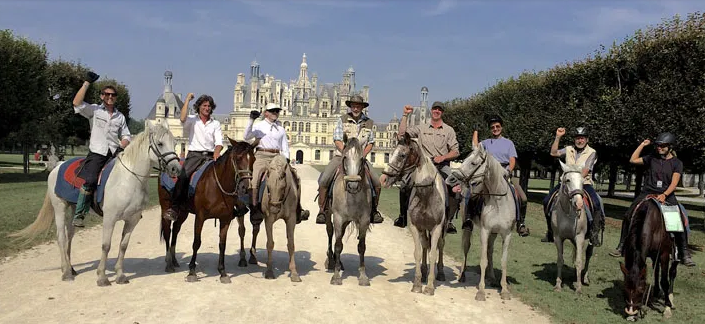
[249,188,263,226]
[540,212,554,243]
[370,186,384,224]
[315,186,328,224]
[675,232,696,267]
[296,202,310,224]
[609,216,631,257]
[72,185,92,227]
[589,214,602,247]
[516,203,529,237]
[394,189,409,228]
[164,178,186,221]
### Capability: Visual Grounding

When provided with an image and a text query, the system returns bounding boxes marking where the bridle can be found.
[267,164,292,208]
[560,170,584,200]
[341,149,366,194]
[213,150,252,196]
[381,144,419,180]
[119,131,179,181]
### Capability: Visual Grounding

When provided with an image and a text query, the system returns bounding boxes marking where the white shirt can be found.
[74,102,131,156]
[183,115,223,152]
[244,118,289,158]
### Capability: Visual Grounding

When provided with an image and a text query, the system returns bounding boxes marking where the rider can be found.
[315,94,384,225]
[245,103,309,224]
[163,93,223,221]
[71,71,131,227]
[393,102,460,234]
[460,115,529,236]
[542,127,604,246]
[608,133,695,267]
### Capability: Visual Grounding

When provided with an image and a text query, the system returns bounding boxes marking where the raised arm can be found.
[180,93,194,123]
[550,127,566,157]
[630,139,650,165]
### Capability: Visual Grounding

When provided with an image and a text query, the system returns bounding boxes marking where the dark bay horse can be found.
[620,196,678,320]
[158,138,253,283]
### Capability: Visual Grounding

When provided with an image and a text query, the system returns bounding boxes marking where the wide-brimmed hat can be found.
[345,94,369,108]
[264,103,282,113]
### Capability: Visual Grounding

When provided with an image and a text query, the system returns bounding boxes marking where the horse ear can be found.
[228,137,237,147]
[559,160,568,172]
[620,262,628,276]
[403,132,411,144]
[160,118,169,129]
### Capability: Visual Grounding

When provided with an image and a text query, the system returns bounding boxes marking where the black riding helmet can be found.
[487,115,503,127]
[574,127,589,137]
[655,132,676,146]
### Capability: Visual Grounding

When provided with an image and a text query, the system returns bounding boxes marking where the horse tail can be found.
[159,218,166,245]
[9,191,55,243]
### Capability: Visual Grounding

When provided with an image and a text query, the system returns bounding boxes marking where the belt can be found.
[190,151,213,156]
[256,148,280,154]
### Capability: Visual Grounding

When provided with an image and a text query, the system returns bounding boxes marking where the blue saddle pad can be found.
[159,161,213,198]
[55,157,116,207]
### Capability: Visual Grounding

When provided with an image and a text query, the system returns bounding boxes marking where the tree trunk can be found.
[518,153,533,193]
[23,143,29,174]
[625,172,632,191]
[698,173,704,196]
[549,166,557,189]
[635,168,644,197]
[608,161,618,197]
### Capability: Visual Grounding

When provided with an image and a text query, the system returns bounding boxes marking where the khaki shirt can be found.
[406,122,459,159]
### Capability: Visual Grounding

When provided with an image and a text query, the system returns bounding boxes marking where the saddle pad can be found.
[660,204,684,232]
[54,157,116,206]
[159,160,212,198]
[258,172,268,204]
[159,158,185,193]
[61,157,86,188]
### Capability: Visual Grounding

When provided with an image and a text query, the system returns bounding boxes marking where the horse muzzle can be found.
[344,175,362,182]
[165,160,182,178]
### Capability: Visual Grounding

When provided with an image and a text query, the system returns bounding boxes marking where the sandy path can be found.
[0,165,550,324]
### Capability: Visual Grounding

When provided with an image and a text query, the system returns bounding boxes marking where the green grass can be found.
[0,167,160,259]
[376,187,705,324]
[0,153,84,167]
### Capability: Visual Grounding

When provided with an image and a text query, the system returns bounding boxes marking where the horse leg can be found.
[573,236,585,295]
[217,219,232,284]
[330,220,348,285]
[421,233,429,283]
[459,227,472,283]
[652,259,662,305]
[554,238,564,292]
[237,216,247,267]
[162,217,174,272]
[325,209,335,271]
[168,214,186,270]
[663,259,678,319]
[56,203,73,281]
[582,243,594,286]
[65,204,78,277]
[409,223,423,293]
[264,216,276,280]
[248,222,261,265]
[499,233,512,300]
[286,217,301,282]
[475,227,490,301]
[96,219,117,287]
[436,232,446,282]
[186,216,205,282]
[424,224,444,296]
[487,233,497,286]
[357,222,370,286]
[115,217,140,285]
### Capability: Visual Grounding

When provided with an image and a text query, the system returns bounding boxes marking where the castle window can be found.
[315,123,319,133]
[322,112,328,118]
[384,153,390,163]
[370,152,376,163]
[299,122,304,131]
[305,136,310,144]
[321,137,326,145]
[305,122,311,132]
[322,123,327,133]
[329,150,334,160]
[292,122,297,132]
[315,150,321,161]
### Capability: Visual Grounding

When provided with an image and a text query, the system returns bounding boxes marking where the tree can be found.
[87,79,132,120]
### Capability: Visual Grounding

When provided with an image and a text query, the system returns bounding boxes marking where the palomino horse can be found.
[10,120,181,286]
[550,161,593,295]
[327,137,373,286]
[621,196,678,320]
[446,142,515,301]
[261,155,302,282]
[381,133,447,295]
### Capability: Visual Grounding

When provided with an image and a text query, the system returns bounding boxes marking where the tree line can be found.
[442,12,705,196]
[0,30,143,172]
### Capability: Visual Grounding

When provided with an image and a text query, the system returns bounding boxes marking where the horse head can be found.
[381,133,420,188]
[146,119,181,177]
[445,141,488,190]
[342,137,365,193]
[265,155,289,215]
[559,160,585,212]
[621,262,647,318]
[227,138,254,197]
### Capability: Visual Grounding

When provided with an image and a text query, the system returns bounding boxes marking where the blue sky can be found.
[1,0,702,123]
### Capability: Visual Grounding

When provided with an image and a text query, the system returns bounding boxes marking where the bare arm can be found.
[363,143,374,156]
[335,140,344,152]
[213,145,223,160]
[180,93,194,123]
[550,127,565,157]
[398,105,414,139]
[508,157,516,173]
[472,130,479,147]
[72,81,90,107]
[630,140,650,165]
[663,173,680,197]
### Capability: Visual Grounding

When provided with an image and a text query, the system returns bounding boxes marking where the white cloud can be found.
[425,0,458,16]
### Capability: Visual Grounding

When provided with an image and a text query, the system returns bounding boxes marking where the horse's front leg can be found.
[663,259,678,319]
[424,224,444,296]
[217,218,233,284]
[459,227,472,283]
[236,216,247,267]
[161,216,173,271]
[499,232,512,300]
[476,226,490,301]
[487,233,497,285]
[330,219,348,285]
[248,220,261,265]
[264,216,276,280]
[168,214,187,270]
[114,216,140,284]
[186,216,206,282]
[96,219,117,287]
[409,223,423,293]
[325,209,335,271]
[573,236,585,295]
[582,243,594,286]
[554,237,564,292]
[357,222,370,286]
[436,231,446,282]
[286,216,301,282]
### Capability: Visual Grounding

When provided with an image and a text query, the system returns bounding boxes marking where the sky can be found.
[1,0,703,123]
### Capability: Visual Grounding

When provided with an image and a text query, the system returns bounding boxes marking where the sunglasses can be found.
[102,92,118,97]
[656,144,670,148]
[490,125,502,129]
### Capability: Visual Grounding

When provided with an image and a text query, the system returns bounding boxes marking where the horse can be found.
[326,137,373,286]
[620,196,678,320]
[445,142,515,301]
[9,120,181,286]
[381,133,447,295]
[550,161,593,295]
[261,155,302,282]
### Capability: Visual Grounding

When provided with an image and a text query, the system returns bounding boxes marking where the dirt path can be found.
[0,165,550,324]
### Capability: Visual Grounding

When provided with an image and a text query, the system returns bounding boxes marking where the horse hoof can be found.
[663,307,672,319]
[411,284,422,293]
[71,268,78,276]
[96,277,111,287]
[220,276,231,284]
[575,289,582,296]
[290,274,302,283]
[165,265,175,273]
[265,270,275,279]
[583,277,590,286]
[436,272,446,282]
[238,259,248,267]
[475,291,486,301]
[116,275,130,285]
[458,274,466,283]
[61,274,74,281]
[423,287,435,296]
[359,277,370,286]
[186,274,198,282]
[172,261,180,268]
[500,291,511,300]
[554,286,562,292]
[330,277,342,285]
[248,255,258,265]
[421,275,428,284]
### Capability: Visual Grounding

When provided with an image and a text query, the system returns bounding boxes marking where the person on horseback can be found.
[609,133,695,267]
[393,101,460,234]
[315,94,384,225]
[542,127,604,246]
[163,93,223,221]
[459,115,529,236]
[245,103,309,224]
[71,71,131,227]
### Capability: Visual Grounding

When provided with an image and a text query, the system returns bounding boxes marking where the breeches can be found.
[78,151,113,190]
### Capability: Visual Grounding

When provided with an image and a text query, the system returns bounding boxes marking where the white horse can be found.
[446,142,516,301]
[10,120,181,286]
[550,161,593,295]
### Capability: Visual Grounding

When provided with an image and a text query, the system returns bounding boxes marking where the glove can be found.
[249,110,261,120]
[85,71,100,83]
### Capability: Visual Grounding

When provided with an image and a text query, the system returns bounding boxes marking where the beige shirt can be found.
[406,122,459,158]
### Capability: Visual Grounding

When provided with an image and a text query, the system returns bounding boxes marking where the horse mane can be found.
[268,155,289,177]
[625,199,657,268]
[121,124,161,163]
[343,137,363,156]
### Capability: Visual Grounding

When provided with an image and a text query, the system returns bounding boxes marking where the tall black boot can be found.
[164,178,187,221]
[609,216,631,257]
[249,188,263,226]
[394,189,409,228]
[370,186,384,224]
[676,232,696,267]
[517,203,529,237]
[541,212,554,242]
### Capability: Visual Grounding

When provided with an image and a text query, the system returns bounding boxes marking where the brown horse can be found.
[620,196,678,320]
[157,138,253,283]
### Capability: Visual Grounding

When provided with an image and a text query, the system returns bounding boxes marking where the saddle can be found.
[634,195,687,233]
[546,188,595,220]
[257,165,300,204]
[54,156,118,217]
[463,178,521,222]
[159,160,213,198]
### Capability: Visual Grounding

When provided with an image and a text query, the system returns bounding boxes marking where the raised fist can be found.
[641,139,651,147]
[249,110,261,120]
[403,105,414,115]
[556,127,566,137]
[186,92,195,101]
[85,71,100,83]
